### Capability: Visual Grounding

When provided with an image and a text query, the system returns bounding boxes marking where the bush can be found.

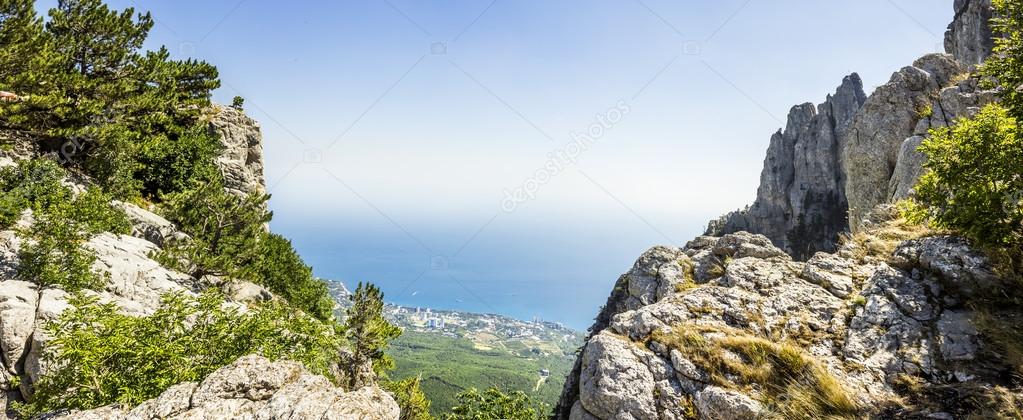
[155,179,270,280]
[253,233,334,322]
[342,283,402,389]
[982,0,1023,121]
[906,104,1022,248]
[17,291,343,416]
[0,159,130,291]
[386,376,433,420]
[156,181,336,321]
[135,123,222,197]
[443,388,549,420]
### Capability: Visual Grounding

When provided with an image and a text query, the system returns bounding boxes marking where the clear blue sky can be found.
[39,0,954,328]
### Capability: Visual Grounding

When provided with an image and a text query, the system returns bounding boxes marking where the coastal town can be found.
[327,280,585,358]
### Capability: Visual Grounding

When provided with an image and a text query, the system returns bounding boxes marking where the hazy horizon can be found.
[51,0,956,329]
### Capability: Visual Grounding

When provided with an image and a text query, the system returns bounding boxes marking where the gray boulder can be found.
[208,105,267,198]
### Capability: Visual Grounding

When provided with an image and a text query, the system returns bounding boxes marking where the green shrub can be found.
[443,388,549,420]
[906,104,1022,248]
[135,123,222,197]
[253,233,335,322]
[18,291,343,416]
[343,283,402,389]
[386,376,434,420]
[983,0,1023,122]
[155,179,270,280]
[0,159,130,291]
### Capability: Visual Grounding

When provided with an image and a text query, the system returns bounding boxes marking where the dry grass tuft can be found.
[651,326,859,419]
[840,205,937,264]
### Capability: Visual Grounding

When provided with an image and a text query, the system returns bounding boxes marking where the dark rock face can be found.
[707,75,866,260]
[945,0,995,67]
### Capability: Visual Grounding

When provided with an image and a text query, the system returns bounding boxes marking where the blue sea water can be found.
[272,210,709,331]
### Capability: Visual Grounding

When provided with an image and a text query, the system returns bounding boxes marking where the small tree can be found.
[908,104,1022,248]
[342,282,401,390]
[156,180,271,280]
[386,375,433,420]
[232,95,245,110]
[982,0,1023,121]
[443,388,548,420]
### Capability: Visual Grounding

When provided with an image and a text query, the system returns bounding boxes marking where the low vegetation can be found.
[385,376,433,420]
[0,159,129,291]
[387,330,572,417]
[17,292,342,417]
[840,203,935,264]
[651,326,859,419]
[443,388,549,420]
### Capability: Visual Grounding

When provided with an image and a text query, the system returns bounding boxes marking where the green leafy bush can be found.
[18,291,343,416]
[0,159,129,291]
[386,376,434,420]
[155,179,270,280]
[983,0,1023,121]
[443,388,549,420]
[906,104,1022,248]
[254,233,335,322]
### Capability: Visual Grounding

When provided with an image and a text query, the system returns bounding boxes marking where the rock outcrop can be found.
[55,355,400,420]
[208,105,267,197]
[842,54,964,230]
[709,0,998,256]
[707,75,866,259]
[560,214,1019,419]
[945,0,995,67]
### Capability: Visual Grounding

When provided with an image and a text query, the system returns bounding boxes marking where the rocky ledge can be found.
[53,355,399,420]
[559,207,1020,419]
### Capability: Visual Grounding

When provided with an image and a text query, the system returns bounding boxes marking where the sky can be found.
[37,0,954,329]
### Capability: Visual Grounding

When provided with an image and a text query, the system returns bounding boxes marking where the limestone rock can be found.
[801,252,859,298]
[86,233,198,316]
[56,355,400,420]
[113,201,188,248]
[844,54,964,232]
[888,135,927,201]
[708,74,866,260]
[0,280,36,375]
[694,386,764,420]
[208,105,267,197]
[577,332,687,420]
[945,0,994,67]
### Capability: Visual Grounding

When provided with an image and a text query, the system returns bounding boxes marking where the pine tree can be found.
[386,376,433,420]
[156,179,271,280]
[342,283,401,390]
[0,0,45,93]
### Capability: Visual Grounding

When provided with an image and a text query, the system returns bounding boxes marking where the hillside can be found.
[328,280,584,416]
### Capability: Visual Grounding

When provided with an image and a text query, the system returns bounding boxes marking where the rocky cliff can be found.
[560,2,1019,419]
[560,207,1020,419]
[0,106,398,419]
[707,0,997,259]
